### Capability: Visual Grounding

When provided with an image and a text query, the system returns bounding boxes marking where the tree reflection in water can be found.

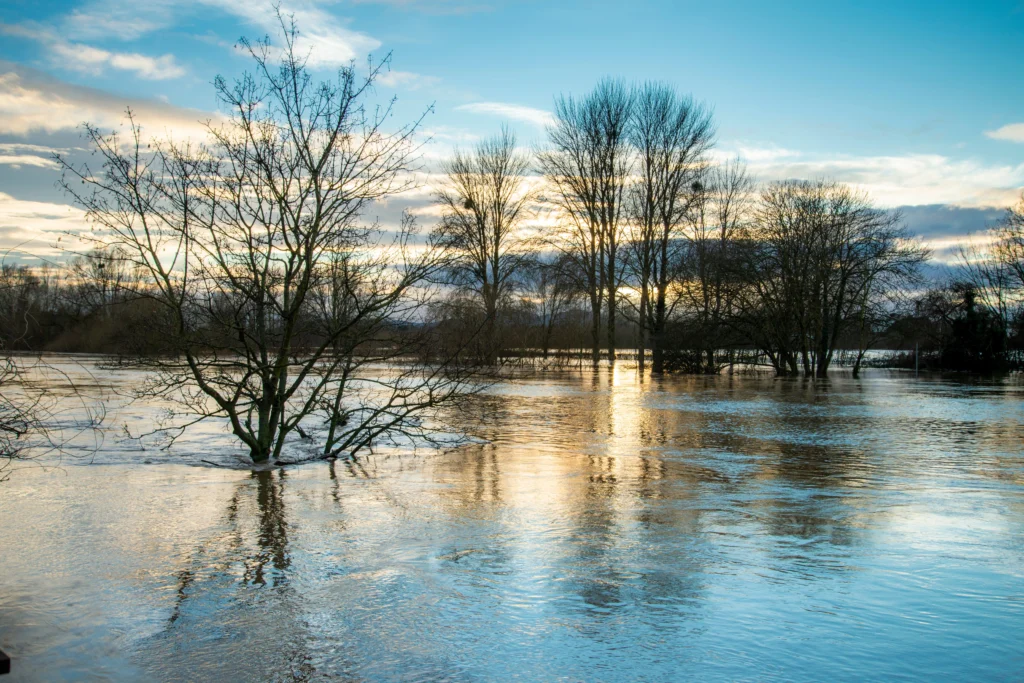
[247,471,290,587]
[142,470,330,682]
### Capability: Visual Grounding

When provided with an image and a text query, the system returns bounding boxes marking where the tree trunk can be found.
[607,286,617,364]
[637,285,649,374]
[815,333,831,378]
[651,335,663,374]
[651,287,667,375]
[252,395,274,463]
[704,347,716,375]
[815,350,831,378]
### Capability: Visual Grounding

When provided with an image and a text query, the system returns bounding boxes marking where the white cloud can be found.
[721,144,799,163]
[0,142,64,171]
[985,122,1024,143]
[63,0,178,42]
[455,102,555,128]
[0,192,91,257]
[1,23,185,80]
[376,69,441,90]
[55,43,185,80]
[0,65,214,140]
[201,0,381,68]
[12,0,386,73]
[737,149,1024,209]
[349,0,490,13]
[415,127,480,161]
[0,155,59,169]
[108,53,184,80]
[0,143,65,155]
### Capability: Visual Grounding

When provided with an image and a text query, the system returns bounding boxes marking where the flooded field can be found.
[1,361,1022,681]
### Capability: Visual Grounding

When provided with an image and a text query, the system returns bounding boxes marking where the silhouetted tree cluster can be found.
[898,192,1024,372]
[431,80,931,376]
[0,250,171,354]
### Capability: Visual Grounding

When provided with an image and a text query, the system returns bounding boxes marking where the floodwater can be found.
[1,361,1023,681]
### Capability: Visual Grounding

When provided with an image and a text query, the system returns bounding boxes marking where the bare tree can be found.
[736,180,927,376]
[0,260,48,472]
[626,82,715,374]
[0,263,45,349]
[956,239,1018,338]
[680,159,751,373]
[0,258,104,477]
[433,126,535,363]
[64,248,139,319]
[520,252,581,361]
[952,194,1024,358]
[0,257,59,476]
[0,355,55,480]
[539,79,633,366]
[57,16,476,465]
[993,191,1024,290]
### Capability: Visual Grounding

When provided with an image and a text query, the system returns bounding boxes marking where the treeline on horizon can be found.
[1,85,1023,377]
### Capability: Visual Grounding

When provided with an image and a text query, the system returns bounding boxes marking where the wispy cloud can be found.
[0,155,59,169]
[18,0,385,71]
[734,145,799,163]
[62,0,179,42]
[349,0,493,14]
[376,69,441,90]
[735,148,1024,208]
[200,0,382,68]
[455,102,554,128]
[0,143,66,155]
[0,192,91,259]
[985,122,1024,143]
[0,143,63,169]
[714,143,799,163]
[0,63,213,139]
[54,43,185,80]
[1,23,185,80]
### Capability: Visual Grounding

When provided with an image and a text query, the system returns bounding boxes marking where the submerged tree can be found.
[735,180,927,376]
[520,252,582,360]
[540,79,633,366]
[58,17,475,465]
[948,193,1024,367]
[626,83,716,374]
[0,352,37,476]
[917,282,1011,372]
[679,159,751,373]
[433,126,535,363]
[0,304,103,478]
[0,261,48,473]
[993,192,1024,291]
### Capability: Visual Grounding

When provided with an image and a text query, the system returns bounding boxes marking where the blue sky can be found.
[1,0,1022,261]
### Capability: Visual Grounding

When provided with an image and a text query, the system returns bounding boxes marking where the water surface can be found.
[1,364,1022,681]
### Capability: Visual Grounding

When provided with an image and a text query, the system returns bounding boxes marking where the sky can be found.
[0,0,1022,264]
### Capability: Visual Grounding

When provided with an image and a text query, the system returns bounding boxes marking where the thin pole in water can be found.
[915,342,919,376]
